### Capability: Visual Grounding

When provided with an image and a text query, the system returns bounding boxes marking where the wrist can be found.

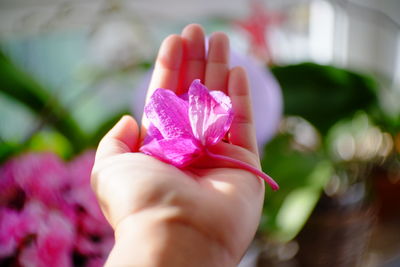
[105,208,235,267]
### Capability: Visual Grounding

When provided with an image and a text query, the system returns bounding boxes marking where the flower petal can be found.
[140,138,201,167]
[144,88,192,139]
[188,79,233,146]
[143,123,163,145]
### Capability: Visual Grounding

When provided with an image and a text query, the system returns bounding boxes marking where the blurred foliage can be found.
[261,62,385,241]
[271,63,379,135]
[27,130,74,159]
[370,103,400,136]
[0,51,87,154]
[0,141,22,163]
[0,51,132,162]
[260,134,332,241]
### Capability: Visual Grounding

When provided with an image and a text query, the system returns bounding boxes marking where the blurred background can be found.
[0,0,399,266]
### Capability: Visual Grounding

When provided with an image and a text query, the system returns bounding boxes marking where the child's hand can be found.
[91,24,265,267]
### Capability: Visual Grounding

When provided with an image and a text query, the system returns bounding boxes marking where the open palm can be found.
[91,24,265,265]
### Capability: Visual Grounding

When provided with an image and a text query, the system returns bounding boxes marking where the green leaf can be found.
[27,130,73,160]
[260,134,332,241]
[0,141,23,164]
[271,63,379,135]
[0,51,87,153]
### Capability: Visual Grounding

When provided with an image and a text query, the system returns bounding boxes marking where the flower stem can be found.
[205,149,279,191]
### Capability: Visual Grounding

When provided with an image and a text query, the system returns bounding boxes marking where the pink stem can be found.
[205,149,279,191]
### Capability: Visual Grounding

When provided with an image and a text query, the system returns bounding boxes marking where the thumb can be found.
[95,115,139,162]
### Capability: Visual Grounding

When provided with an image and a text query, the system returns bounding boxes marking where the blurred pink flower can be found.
[7,153,68,207]
[86,257,106,267]
[66,151,113,256]
[66,151,104,221]
[68,150,95,187]
[20,200,48,234]
[0,162,21,205]
[19,211,74,267]
[0,208,24,257]
[0,151,113,266]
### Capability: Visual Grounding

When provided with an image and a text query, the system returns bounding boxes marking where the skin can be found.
[91,24,265,267]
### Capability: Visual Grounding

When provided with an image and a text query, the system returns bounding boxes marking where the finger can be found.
[143,34,183,130]
[180,24,206,92]
[204,32,230,93]
[146,34,183,103]
[228,67,258,155]
[95,115,139,162]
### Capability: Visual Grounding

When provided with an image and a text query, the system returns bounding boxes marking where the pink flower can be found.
[0,151,114,264]
[19,211,75,267]
[66,151,105,224]
[140,79,279,190]
[131,50,283,152]
[0,208,24,257]
[68,150,96,187]
[0,201,45,257]
[141,79,233,166]
[0,163,20,205]
[20,200,48,235]
[66,151,113,258]
[10,153,68,207]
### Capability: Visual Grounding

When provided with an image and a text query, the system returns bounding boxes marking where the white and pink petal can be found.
[188,79,233,146]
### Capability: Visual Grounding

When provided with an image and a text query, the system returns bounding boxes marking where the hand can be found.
[91,24,265,267]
